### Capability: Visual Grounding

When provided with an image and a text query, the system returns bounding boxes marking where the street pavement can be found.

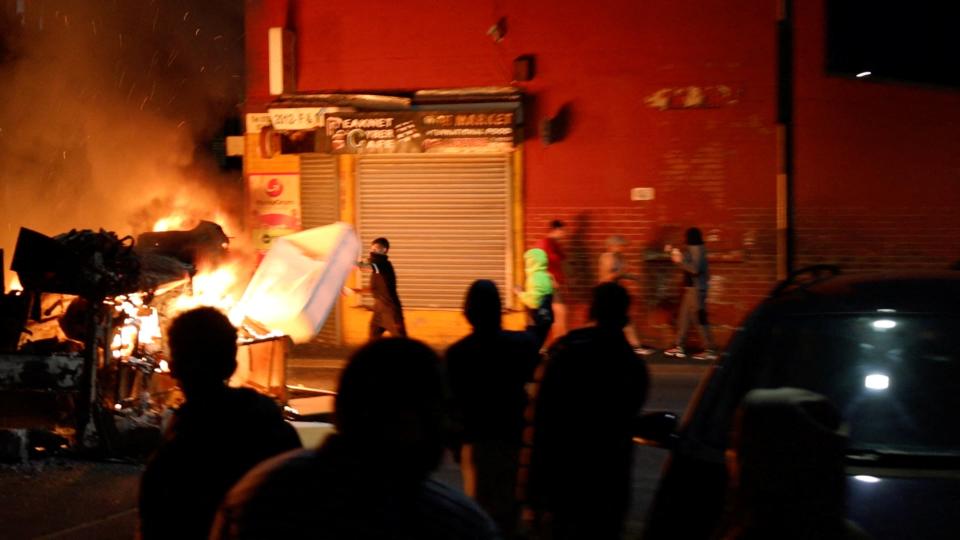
[0,351,708,539]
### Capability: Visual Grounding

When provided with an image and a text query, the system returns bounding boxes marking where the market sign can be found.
[323,111,516,154]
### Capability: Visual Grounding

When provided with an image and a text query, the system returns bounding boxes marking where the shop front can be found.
[244,98,527,347]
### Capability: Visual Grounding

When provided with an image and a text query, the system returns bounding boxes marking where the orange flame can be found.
[109,293,163,360]
[168,261,244,317]
[6,273,22,292]
[152,210,235,235]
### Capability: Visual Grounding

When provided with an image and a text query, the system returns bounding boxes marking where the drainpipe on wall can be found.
[776,0,795,280]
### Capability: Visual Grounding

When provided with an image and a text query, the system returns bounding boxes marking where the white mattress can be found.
[233,222,360,343]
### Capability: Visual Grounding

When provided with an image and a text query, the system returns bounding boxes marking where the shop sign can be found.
[323,111,516,154]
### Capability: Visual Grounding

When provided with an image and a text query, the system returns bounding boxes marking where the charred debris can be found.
[0,221,231,461]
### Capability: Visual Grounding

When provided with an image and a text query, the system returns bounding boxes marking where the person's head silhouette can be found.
[335,337,447,479]
[685,227,704,246]
[589,281,631,330]
[464,279,502,333]
[166,307,238,399]
[727,388,849,533]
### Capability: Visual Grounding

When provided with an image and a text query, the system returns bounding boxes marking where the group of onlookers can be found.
[138,279,651,539]
[137,222,727,539]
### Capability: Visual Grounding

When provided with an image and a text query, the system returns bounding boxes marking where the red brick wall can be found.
[793,2,960,271]
[524,206,777,348]
[245,0,779,205]
[795,208,960,273]
[245,0,781,346]
[244,1,960,348]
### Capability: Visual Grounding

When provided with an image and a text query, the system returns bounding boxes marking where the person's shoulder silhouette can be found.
[139,307,300,540]
[212,338,500,540]
[716,388,873,540]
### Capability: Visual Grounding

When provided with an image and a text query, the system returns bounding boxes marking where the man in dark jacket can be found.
[446,280,540,537]
[359,237,407,339]
[528,282,650,540]
[139,307,301,540]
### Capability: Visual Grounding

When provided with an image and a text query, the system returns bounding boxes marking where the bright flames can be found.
[6,272,22,292]
[168,262,243,317]
[152,215,190,233]
[108,292,168,372]
[108,212,251,372]
[152,210,233,234]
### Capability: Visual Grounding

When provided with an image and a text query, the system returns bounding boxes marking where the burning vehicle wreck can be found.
[0,220,358,459]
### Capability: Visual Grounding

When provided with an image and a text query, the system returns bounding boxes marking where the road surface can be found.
[0,359,707,539]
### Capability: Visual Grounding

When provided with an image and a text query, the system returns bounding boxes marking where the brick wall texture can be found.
[525,206,778,349]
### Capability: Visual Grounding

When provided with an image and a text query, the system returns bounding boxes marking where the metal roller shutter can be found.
[299,154,341,345]
[357,154,513,310]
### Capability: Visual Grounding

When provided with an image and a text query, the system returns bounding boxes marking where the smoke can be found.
[0,0,245,286]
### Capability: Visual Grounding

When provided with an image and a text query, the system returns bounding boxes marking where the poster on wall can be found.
[248,173,301,252]
[323,111,516,154]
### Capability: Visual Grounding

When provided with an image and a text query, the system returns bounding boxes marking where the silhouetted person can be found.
[446,280,540,537]
[211,338,500,540]
[714,388,872,540]
[528,282,650,540]
[139,307,300,540]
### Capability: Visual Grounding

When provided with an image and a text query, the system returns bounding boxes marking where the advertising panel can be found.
[323,111,516,154]
[249,173,301,252]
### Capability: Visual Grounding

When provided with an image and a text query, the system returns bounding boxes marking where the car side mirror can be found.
[633,411,679,449]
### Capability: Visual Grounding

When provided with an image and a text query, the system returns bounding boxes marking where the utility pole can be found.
[776,0,795,279]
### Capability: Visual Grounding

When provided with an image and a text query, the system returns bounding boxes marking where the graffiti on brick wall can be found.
[644,85,740,111]
[526,207,776,346]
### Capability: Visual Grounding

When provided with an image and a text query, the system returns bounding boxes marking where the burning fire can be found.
[107,212,250,370]
[108,293,163,364]
[151,210,245,315]
[170,262,244,319]
[6,272,22,293]
[152,210,233,234]
[152,215,191,233]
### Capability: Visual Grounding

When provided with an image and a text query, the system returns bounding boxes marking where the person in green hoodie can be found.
[514,248,555,349]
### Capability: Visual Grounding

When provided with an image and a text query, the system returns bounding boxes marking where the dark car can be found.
[638,267,960,540]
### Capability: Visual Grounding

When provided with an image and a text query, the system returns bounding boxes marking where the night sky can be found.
[0,0,245,281]
[826,1,960,88]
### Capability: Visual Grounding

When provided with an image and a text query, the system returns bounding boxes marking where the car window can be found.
[688,313,960,456]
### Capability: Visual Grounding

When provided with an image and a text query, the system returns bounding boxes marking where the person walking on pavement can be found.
[536,219,569,342]
[446,280,541,538]
[598,235,656,356]
[355,237,407,339]
[515,248,555,350]
[664,227,717,360]
[527,282,650,540]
